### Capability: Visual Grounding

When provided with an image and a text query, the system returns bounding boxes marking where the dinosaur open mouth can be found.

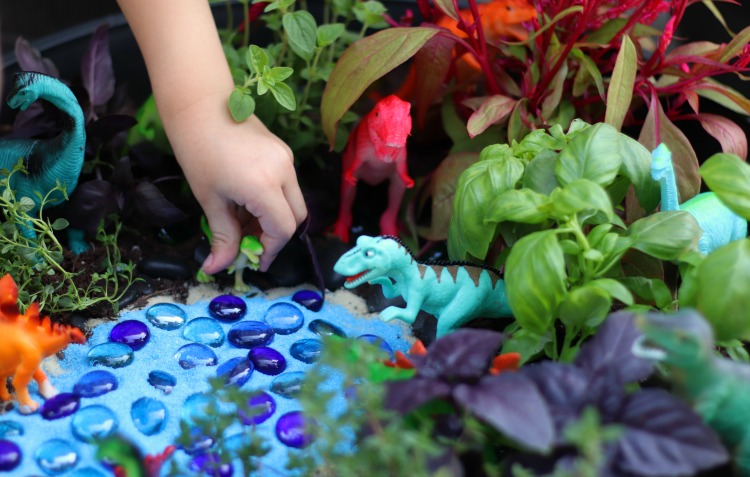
[631,336,667,361]
[345,270,371,288]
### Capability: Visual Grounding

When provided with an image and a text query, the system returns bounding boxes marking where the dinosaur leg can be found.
[332,179,357,243]
[12,363,40,413]
[67,228,91,255]
[435,300,476,338]
[34,369,58,399]
[732,217,748,242]
[0,375,11,402]
[379,178,407,237]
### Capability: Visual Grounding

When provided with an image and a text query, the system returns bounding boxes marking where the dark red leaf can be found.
[82,25,115,107]
[87,114,138,144]
[65,179,119,233]
[385,376,451,414]
[419,328,503,381]
[14,37,59,77]
[130,181,189,226]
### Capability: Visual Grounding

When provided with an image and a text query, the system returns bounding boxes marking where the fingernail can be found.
[202,253,215,271]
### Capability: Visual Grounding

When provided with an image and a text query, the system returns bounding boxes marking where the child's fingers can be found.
[200,203,242,274]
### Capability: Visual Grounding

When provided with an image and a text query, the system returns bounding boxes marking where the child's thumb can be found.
[200,211,241,275]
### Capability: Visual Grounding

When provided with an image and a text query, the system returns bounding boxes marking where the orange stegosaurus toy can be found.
[0,274,86,413]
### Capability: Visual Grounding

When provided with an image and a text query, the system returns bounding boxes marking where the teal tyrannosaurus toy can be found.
[633,310,750,474]
[1,71,88,253]
[651,143,747,254]
[333,235,512,337]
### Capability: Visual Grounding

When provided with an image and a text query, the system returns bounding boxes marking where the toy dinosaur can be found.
[195,215,264,293]
[651,143,747,254]
[1,72,89,253]
[0,274,86,413]
[333,235,512,337]
[632,310,750,475]
[97,436,175,477]
[331,95,413,243]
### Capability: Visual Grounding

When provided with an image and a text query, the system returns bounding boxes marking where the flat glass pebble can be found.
[216,357,254,387]
[74,370,118,398]
[228,321,274,349]
[0,439,21,472]
[182,393,218,427]
[270,371,305,399]
[35,438,78,475]
[290,338,323,364]
[71,405,118,442]
[308,319,346,338]
[357,334,394,360]
[175,343,218,369]
[238,391,276,425]
[292,290,323,312]
[275,411,314,449]
[69,467,107,477]
[182,427,214,455]
[40,393,80,421]
[109,319,150,350]
[182,317,225,347]
[147,370,176,395]
[0,420,23,438]
[189,452,233,477]
[248,347,287,375]
[87,342,134,368]
[145,303,187,330]
[263,303,304,335]
[131,397,167,436]
[208,295,247,322]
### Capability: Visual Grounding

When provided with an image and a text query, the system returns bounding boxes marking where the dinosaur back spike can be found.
[25,302,40,322]
[0,274,20,320]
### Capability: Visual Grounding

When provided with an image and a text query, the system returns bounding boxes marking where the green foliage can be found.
[0,162,136,314]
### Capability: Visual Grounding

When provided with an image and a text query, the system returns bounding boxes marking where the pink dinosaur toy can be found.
[332,95,414,242]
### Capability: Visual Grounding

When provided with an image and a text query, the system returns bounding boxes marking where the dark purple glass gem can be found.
[189,452,233,477]
[290,339,323,364]
[74,370,118,398]
[275,411,315,448]
[238,391,276,426]
[228,321,274,349]
[109,319,150,351]
[182,427,215,456]
[291,290,323,312]
[40,393,80,420]
[248,347,287,375]
[357,334,394,360]
[308,319,346,338]
[216,357,254,387]
[0,439,21,471]
[208,295,247,322]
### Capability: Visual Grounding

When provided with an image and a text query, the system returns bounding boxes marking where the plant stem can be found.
[294,48,323,128]
[240,0,251,47]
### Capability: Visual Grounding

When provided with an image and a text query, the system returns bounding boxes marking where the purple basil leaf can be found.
[11,103,55,137]
[522,362,590,435]
[384,376,451,414]
[14,37,59,77]
[82,25,115,107]
[574,311,653,385]
[586,369,626,420]
[614,389,729,476]
[65,179,119,233]
[130,181,189,226]
[453,372,554,452]
[87,114,137,144]
[112,157,134,186]
[420,329,503,381]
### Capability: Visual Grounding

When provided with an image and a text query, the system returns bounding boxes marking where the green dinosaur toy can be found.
[1,72,89,253]
[333,235,513,337]
[633,310,750,474]
[195,215,264,293]
[651,143,747,254]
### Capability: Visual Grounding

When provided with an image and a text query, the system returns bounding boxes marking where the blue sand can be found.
[7,291,412,476]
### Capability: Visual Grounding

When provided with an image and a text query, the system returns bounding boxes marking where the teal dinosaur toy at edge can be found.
[651,143,747,254]
[633,310,750,475]
[1,72,89,253]
[333,235,512,337]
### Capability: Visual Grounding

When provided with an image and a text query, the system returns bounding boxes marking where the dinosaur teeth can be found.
[346,271,370,284]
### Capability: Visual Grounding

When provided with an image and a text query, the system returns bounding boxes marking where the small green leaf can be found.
[283,11,317,61]
[51,218,69,231]
[514,129,564,158]
[558,284,612,328]
[18,196,35,213]
[229,90,256,122]
[485,188,549,224]
[555,123,623,187]
[265,66,294,83]
[317,23,345,47]
[466,95,517,138]
[268,82,297,111]
[523,150,559,195]
[605,35,636,131]
[621,276,673,309]
[257,78,270,96]
[699,152,750,221]
[588,278,633,306]
[547,179,614,223]
[352,0,388,29]
[246,45,269,74]
[628,210,702,260]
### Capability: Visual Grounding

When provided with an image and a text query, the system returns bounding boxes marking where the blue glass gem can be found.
[290,338,323,364]
[189,452,233,477]
[248,347,287,375]
[182,427,215,455]
[87,342,134,368]
[0,439,20,472]
[182,317,225,347]
[0,421,23,438]
[182,393,218,427]
[131,397,168,436]
[148,370,177,395]
[238,391,276,425]
[263,303,304,335]
[35,438,78,475]
[208,294,247,322]
[74,370,118,398]
[175,343,218,369]
[69,468,107,477]
[308,319,346,338]
[108,319,150,350]
[270,371,305,399]
[71,405,118,442]
[275,411,315,449]
[292,290,323,312]
[145,303,187,330]
[40,393,80,421]
[357,334,394,360]
[228,321,274,349]
[216,357,254,387]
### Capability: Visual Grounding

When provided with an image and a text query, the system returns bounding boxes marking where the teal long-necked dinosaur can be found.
[1,71,88,252]
[333,235,512,337]
[633,310,750,475]
[651,143,746,254]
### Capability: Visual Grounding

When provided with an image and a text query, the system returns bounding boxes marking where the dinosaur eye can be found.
[20,91,27,96]
[365,249,375,257]
[375,112,379,117]
[506,5,513,10]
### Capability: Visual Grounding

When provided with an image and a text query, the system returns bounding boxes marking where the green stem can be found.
[226,0,234,32]
[240,0,251,47]
[293,48,323,128]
